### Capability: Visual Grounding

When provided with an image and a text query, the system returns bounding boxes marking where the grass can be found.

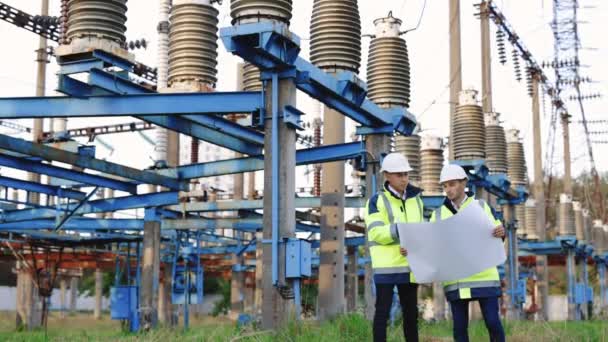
[0,311,606,341]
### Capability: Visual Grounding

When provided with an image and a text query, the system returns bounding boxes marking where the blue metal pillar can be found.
[566,248,576,320]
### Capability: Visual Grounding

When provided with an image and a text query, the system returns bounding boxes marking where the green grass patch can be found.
[0,311,606,341]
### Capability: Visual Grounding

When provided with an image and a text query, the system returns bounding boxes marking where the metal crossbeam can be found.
[1,191,179,222]
[220,22,417,135]
[159,141,364,179]
[0,218,143,231]
[0,175,86,200]
[166,197,366,212]
[0,92,263,118]
[0,133,184,190]
[0,154,137,194]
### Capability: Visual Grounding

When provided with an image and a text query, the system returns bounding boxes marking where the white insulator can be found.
[155,0,171,163]
[242,62,262,92]
[53,118,68,133]
[582,209,591,243]
[592,220,606,254]
[573,201,584,242]
[420,135,444,195]
[524,199,539,240]
[168,0,219,87]
[458,87,478,106]
[558,193,575,236]
[373,12,401,38]
[394,134,421,185]
[230,0,293,25]
[66,0,128,44]
[485,112,507,174]
[367,12,410,107]
[515,204,526,237]
[453,89,485,160]
[506,129,527,186]
[310,0,361,73]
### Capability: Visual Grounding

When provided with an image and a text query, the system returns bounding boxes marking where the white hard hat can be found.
[439,164,468,183]
[380,153,413,173]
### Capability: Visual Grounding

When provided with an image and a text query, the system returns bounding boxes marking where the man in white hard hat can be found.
[364,152,424,342]
[430,164,506,342]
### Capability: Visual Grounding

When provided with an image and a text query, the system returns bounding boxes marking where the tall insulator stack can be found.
[592,220,606,255]
[231,0,293,110]
[484,112,507,174]
[582,209,591,243]
[420,135,444,195]
[168,0,219,90]
[66,0,128,45]
[453,88,485,161]
[394,133,421,186]
[230,0,293,24]
[310,0,361,73]
[367,12,410,108]
[242,62,263,91]
[524,199,539,240]
[558,194,575,236]
[506,129,527,186]
[506,129,529,237]
[573,201,585,243]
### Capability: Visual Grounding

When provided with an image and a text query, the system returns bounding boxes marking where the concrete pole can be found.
[254,230,263,315]
[231,155,245,315]
[141,210,161,329]
[69,277,78,314]
[364,134,389,320]
[480,1,493,113]
[318,104,346,319]
[94,268,103,319]
[531,71,549,320]
[561,113,573,195]
[261,76,297,329]
[345,246,358,312]
[60,277,67,319]
[27,0,49,205]
[158,267,172,324]
[449,0,463,160]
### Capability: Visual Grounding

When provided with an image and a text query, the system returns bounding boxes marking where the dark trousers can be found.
[373,283,419,342]
[449,297,505,342]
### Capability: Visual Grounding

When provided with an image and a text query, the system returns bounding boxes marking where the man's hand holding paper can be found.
[396,201,507,283]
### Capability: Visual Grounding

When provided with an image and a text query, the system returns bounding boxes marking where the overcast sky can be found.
[0,0,606,192]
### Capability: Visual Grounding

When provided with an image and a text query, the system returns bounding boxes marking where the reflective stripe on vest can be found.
[373,266,411,274]
[378,192,394,224]
[443,280,501,292]
[377,191,422,225]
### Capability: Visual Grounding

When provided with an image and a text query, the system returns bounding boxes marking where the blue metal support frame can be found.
[0,92,263,118]
[55,186,99,231]
[0,153,137,193]
[0,133,184,191]
[0,175,86,200]
[157,141,365,180]
[1,191,179,222]
[220,22,417,135]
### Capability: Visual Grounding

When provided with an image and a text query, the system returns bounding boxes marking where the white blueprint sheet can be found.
[397,201,506,283]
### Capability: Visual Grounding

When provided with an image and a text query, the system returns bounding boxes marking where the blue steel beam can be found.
[0,175,86,200]
[0,218,143,231]
[0,154,137,194]
[57,69,265,155]
[1,191,179,222]
[165,197,366,212]
[142,115,262,155]
[0,133,184,190]
[220,22,417,135]
[158,141,364,179]
[181,115,264,146]
[0,91,263,119]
